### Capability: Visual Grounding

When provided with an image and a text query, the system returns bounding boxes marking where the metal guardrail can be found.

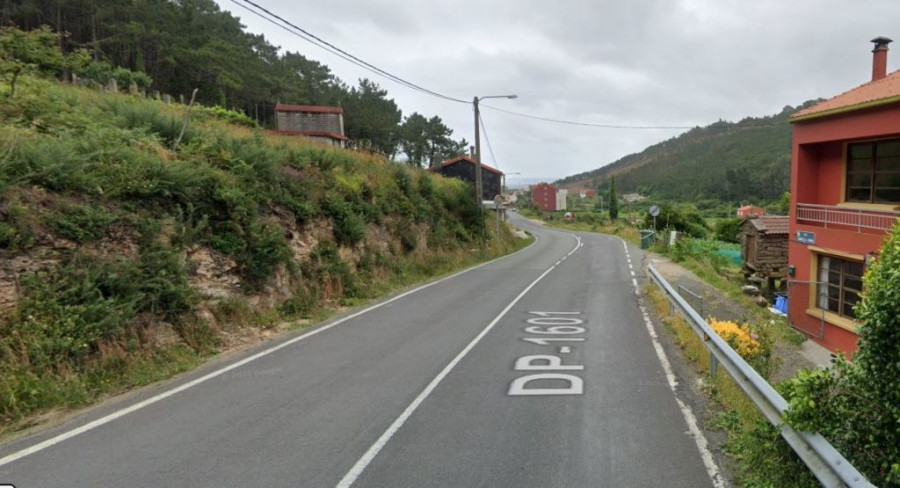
[647,263,872,488]
[796,203,899,232]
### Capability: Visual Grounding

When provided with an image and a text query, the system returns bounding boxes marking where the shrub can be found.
[710,318,760,358]
[783,222,900,486]
[238,222,291,291]
[196,106,257,127]
[102,98,195,146]
[46,202,118,243]
[398,219,418,253]
[75,61,153,90]
[715,218,743,243]
[323,196,366,246]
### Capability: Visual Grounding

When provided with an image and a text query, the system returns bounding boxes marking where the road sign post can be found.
[649,205,660,231]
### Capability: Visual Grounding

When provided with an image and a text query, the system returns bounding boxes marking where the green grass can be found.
[647,286,817,487]
[519,208,641,246]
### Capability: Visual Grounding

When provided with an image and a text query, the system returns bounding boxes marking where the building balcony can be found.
[795,203,900,232]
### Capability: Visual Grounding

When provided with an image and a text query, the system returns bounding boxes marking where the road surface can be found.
[0,216,720,487]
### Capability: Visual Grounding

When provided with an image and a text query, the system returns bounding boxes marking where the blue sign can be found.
[797,230,815,245]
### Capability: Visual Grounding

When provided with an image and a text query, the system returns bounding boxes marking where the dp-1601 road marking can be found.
[336,234,582,488]
[509,311,587,396]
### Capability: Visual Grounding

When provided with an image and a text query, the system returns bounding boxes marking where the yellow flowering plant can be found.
[709,318,760,359]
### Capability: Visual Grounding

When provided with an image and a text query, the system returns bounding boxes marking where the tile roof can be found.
[275,103,343,114]
[791,69,900,122]
[749,215,790,235]
[437,156,504,175]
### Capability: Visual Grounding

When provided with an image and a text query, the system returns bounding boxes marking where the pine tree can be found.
[608,177,619,220]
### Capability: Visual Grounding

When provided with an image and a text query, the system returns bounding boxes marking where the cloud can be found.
[217,0,900,182]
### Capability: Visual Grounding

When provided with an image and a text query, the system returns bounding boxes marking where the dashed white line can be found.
[559,346,572,354]
[336,233,582,487]
[620,240,724,488]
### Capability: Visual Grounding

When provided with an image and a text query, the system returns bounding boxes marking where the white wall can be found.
[556,189,567,211]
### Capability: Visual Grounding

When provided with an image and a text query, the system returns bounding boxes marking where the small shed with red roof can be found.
[274,104,346,147]
[741,215,790,288]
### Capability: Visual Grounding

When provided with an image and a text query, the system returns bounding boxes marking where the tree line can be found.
[557,104,822,208]
[0,0,466,165]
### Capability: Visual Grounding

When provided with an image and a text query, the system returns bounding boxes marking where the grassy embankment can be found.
[0,74,529,434]
[644,239,817,486]
[647,285,817,487]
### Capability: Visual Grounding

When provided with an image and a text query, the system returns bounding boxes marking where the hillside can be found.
[0,69,522,428]
[556,103,819,205]
[1,2,468,165]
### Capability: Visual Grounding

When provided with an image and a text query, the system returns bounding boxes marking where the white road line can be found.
[0,235,542,469]
[620,241,724,488]
[336,234,581,488]
[559,346,572,354]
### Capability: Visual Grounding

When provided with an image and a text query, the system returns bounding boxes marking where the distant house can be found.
[274,104,346,147]
[434,156,503,202]
[740,216,789,290]
[736,205,765,218]
[532,183,559,211]
[622,193,646,204]
[787,36,900,353]
[578,189,596,198]
[556,189,568,211]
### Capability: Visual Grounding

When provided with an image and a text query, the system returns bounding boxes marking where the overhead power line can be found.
[478,112,500,171]
[230,0,468,104]
[230,0,792,132]
[481,103,790,130]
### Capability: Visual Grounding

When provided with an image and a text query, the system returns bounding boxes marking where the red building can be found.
[532,183,558,211]
[787,36,900,354]
[736,205,765,218]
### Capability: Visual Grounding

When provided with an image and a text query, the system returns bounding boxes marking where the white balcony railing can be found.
[796,203,900,232]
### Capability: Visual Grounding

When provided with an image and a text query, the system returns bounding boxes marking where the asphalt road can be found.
[0,216,718,487]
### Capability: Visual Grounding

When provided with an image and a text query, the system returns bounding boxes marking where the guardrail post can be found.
[646,263,874,487]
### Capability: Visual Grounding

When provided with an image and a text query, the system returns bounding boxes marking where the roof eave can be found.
[790,95,900,123]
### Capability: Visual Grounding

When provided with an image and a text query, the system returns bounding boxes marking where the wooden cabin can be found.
[740,215,789,290]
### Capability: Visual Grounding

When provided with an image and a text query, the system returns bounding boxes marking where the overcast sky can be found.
[215,0,900,185]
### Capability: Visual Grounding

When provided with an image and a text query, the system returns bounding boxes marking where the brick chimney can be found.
[871,36,893,81]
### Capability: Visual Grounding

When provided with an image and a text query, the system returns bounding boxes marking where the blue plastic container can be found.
[774,295,788,314]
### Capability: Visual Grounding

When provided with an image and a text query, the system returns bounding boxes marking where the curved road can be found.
[0,216,719,487]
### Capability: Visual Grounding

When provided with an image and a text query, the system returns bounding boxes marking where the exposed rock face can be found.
[187,247,240,299]
[2,212,409,325]
[0,254,59,310]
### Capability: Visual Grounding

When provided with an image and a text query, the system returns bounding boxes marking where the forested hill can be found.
[556,102,818,205]
[1,0,465,165]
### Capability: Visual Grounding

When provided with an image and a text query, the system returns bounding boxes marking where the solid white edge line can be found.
[620,239,724,488]
[0,233,542,468]
[335,233,581,488]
